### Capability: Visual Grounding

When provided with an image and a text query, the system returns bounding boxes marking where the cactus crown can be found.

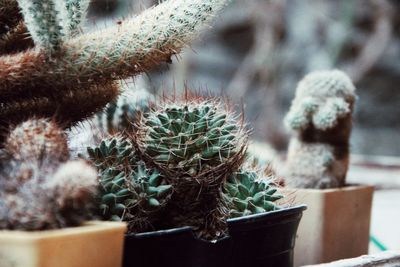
[137,96,248,179]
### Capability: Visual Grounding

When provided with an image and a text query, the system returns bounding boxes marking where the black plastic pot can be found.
[123,205,306,267]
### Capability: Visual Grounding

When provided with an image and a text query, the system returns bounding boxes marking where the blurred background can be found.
[87,0,400,254]
[87,0,400,156]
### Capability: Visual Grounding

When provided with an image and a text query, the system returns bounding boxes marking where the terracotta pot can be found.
[281,185,374,267]
[0,221,126,267]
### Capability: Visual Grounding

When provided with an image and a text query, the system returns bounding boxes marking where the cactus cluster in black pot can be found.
[88,94,284,240]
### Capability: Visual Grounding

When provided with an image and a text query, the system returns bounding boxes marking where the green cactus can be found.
[87,135,172,233]
[136,96,248,239]
[87,135,138,171]
[99,162,172,232]
[0,0,230,132]
[138,99,247,177]
[224,170,283,218]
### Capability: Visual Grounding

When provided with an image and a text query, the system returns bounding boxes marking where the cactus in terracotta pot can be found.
[283,70,357,189]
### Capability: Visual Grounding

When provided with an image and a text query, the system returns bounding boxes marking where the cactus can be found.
[136,95,248,239]
[87,135,172,233]
[96,88,153,135]
[224,169,283,218]
[137,97,247,177]
[283,70,357,188]
[0,0,230,131]
[0,118,98,230]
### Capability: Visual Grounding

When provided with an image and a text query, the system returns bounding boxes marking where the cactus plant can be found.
[87,135,172,233]
[0,118,98,230]
[0,0,230,132]
[136,95,248,239]
[224,169,283,218]
[283,70,357,188]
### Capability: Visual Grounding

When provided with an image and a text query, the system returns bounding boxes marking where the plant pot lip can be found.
[125,205,307,239]
[282,184,374,193]
[0,221,126,240]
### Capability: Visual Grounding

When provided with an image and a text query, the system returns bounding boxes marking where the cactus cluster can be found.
[0,118,98,230]
[89,93,284,240]
[283,70,357,188]
[0,0,229,134]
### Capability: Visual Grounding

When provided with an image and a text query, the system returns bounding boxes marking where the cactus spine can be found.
[283,70,357,188]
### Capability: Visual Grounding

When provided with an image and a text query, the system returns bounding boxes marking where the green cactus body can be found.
[138,100,247,178]
[136,97,247,240]
[224,170,283,218]
[88,135,172,233]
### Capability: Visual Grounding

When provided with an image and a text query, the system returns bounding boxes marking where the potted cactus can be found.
[87,93,306,267]
[281,70,374,267]
[0,119,126,267]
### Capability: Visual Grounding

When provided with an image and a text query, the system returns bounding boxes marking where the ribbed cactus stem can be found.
[16,0,65,50]
[0,0,230,102]
[0,81,120,127]
[65,0,90,37]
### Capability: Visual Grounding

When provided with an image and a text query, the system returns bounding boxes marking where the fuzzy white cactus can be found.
[283,70,357,189]
[284,70,356,131]
[17,0,66,50]
[0,0,230,129]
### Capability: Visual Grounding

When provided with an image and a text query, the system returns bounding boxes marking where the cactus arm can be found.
[16,0,66,50]
[284,96,319,131]
[65,0,90,37]
[0,0,230,102]
[312,97,351,130]
[0,82,119,127]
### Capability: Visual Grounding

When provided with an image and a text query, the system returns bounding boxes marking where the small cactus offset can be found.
[224,169,283,218]
[0,118,98,230]
[283,70,357,188]
[0,0,230,132]
[87,135,172,233]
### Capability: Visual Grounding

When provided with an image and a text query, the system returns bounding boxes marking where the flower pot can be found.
[123,205,306,267]
[281,185,374,267]
[0,221,127,267]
